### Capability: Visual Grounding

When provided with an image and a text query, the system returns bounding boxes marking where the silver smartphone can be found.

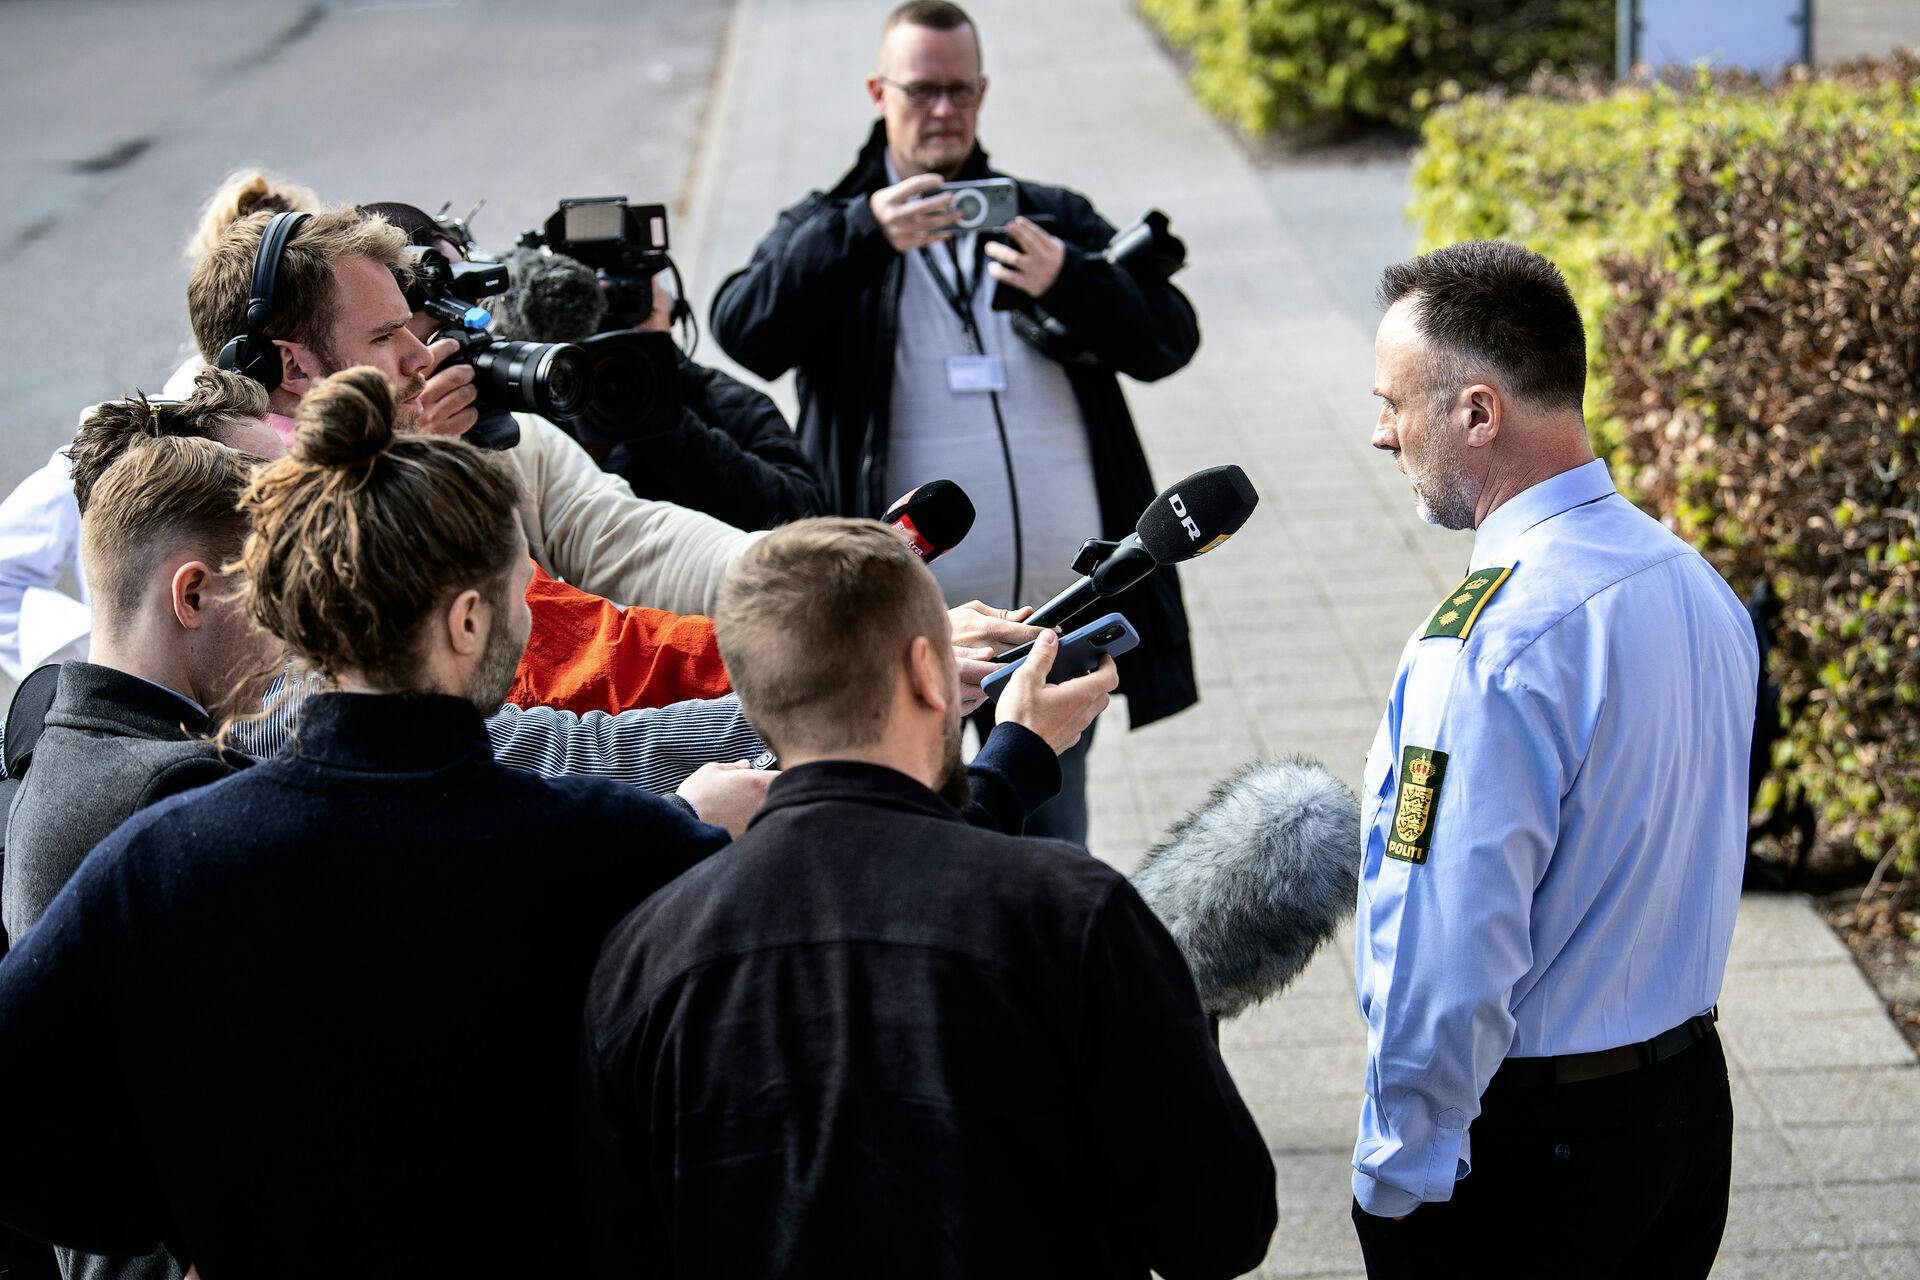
[935,177,1019,232]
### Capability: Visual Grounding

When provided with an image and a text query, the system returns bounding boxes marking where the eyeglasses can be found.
[877,76,984,108]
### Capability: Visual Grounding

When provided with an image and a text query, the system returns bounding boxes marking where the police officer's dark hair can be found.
[1377,240,1586,413]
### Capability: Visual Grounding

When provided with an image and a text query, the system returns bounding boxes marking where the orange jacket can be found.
[507,563,732,714]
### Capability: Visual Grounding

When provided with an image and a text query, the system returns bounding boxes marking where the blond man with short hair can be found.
[577,517,1276,1280]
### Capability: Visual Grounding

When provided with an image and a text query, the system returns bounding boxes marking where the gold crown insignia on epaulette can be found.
[1422,566,1512,640]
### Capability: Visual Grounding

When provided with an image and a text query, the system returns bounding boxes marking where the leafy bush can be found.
[1411,57,1920,871]
[1140,0,1612,134]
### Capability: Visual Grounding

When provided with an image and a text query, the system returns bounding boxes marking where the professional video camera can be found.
[496,196,693,446]
[993,209,1188,368]
[403,243,594,452]
[518,197,675,332]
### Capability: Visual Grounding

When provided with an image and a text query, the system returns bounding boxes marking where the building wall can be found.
[1816,0,1920,62]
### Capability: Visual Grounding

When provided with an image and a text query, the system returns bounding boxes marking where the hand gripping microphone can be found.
[884,480,977,564]
[1131,757,1361,1020]
[1027,464,1259,629]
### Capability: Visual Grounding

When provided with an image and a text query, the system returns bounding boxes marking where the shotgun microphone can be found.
[1027,464,1259,629]
[884,480,976,564]
[1132,757,1360,1020]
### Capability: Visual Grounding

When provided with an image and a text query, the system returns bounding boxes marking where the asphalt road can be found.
[0,0,734,502]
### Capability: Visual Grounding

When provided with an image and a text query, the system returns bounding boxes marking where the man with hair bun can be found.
[577,517,1275,1279]
[0,368,733,1278]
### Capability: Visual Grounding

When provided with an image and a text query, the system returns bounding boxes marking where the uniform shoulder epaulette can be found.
[1422,566,1512,640]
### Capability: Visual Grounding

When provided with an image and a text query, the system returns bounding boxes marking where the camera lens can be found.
[468,338,594,420]
[953,190,984,226]
[1094,625,1123,644]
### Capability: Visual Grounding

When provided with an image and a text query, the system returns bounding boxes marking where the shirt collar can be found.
[52,661,213,739]
[125,671,206,717]
[752,759,962,828]
[1470,458,1616,567]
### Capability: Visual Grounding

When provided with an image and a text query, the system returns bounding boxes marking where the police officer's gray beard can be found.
[1412,480,1474,531]
[1412,412,1478,531]
[935,710,970,809]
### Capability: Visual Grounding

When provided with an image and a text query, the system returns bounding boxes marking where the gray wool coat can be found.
[2,661,245,948]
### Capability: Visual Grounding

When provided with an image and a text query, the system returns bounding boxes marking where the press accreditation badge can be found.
[946,354,1007,393]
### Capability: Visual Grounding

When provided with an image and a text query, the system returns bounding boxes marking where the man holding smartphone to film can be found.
[713,0,1202,843]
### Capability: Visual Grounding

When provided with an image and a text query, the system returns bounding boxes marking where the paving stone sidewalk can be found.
[679,1,1920,1274]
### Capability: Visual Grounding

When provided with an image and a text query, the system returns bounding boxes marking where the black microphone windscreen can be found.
[1131,757,1359,1019]
[491,246,607,343]
[886,480,976,557]
[1134,464,1259,564]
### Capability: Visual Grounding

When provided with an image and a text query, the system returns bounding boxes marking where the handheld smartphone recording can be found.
[979,613,1139,702]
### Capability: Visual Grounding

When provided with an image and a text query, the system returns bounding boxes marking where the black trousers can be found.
[1352,1029,1733,1280]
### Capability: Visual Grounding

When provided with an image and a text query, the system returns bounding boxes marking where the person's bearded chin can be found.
[466,613,524,714]
[935,707,970,809]
[393,374,427,430]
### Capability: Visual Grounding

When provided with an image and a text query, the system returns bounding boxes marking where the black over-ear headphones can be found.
[215,210,312,392]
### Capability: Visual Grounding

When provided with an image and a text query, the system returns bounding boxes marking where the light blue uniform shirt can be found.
[1351,459,1758,1217]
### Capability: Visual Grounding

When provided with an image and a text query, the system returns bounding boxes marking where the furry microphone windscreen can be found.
[1131,757,1361,1020]
[491,246,607,343]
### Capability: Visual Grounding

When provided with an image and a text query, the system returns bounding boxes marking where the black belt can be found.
[1492,1009,1718,1090]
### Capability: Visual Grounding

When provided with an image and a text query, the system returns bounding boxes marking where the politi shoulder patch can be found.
[1386,746,1448,864]
[1423,566,1512,640]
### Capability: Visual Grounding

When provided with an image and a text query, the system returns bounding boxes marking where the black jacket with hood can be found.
[710,122,1200,729]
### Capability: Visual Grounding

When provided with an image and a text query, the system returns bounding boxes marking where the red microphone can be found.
[884,480,976,564]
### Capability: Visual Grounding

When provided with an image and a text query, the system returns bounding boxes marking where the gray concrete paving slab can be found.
[1755,1067,1920,1127]
[1831,1181,1920,1247]
[1787,1123,1920,1186]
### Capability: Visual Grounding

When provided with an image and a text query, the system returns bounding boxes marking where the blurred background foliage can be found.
[1412,57,1920,880]
[1139,0,1613,133]
[1141,0,1919,883]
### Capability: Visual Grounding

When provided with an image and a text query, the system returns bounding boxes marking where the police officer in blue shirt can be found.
[1349,241,1758,1278]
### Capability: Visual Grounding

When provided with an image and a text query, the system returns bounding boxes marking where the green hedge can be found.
[1410,58,1920,871]
[1140,0,1612,134]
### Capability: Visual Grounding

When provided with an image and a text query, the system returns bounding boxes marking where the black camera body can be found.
[405,245,594,452]
[519,197,672,331]
[993,209,1188,368]
[403,245,507,316]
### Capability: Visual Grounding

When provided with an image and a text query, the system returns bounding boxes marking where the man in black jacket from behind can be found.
[577,517,1276,1279]
[711,0,1203,843]
[0,369,733,1278]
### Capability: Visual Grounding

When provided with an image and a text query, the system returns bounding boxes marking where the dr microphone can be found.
[1027,464,1259,629]
[885,480,976,564]
[1131,757,1360,1020]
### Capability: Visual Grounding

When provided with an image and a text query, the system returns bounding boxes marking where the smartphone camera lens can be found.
[1094,626,1122,644]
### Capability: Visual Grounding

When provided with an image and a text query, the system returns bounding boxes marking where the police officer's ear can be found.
[1462,383,1502,449]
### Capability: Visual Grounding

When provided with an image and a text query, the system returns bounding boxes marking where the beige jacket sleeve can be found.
[506,414,764,616]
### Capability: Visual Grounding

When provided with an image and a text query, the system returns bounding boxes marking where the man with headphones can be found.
[190,206,758,619]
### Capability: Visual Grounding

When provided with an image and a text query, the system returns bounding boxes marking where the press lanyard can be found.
[921,238,985,353]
